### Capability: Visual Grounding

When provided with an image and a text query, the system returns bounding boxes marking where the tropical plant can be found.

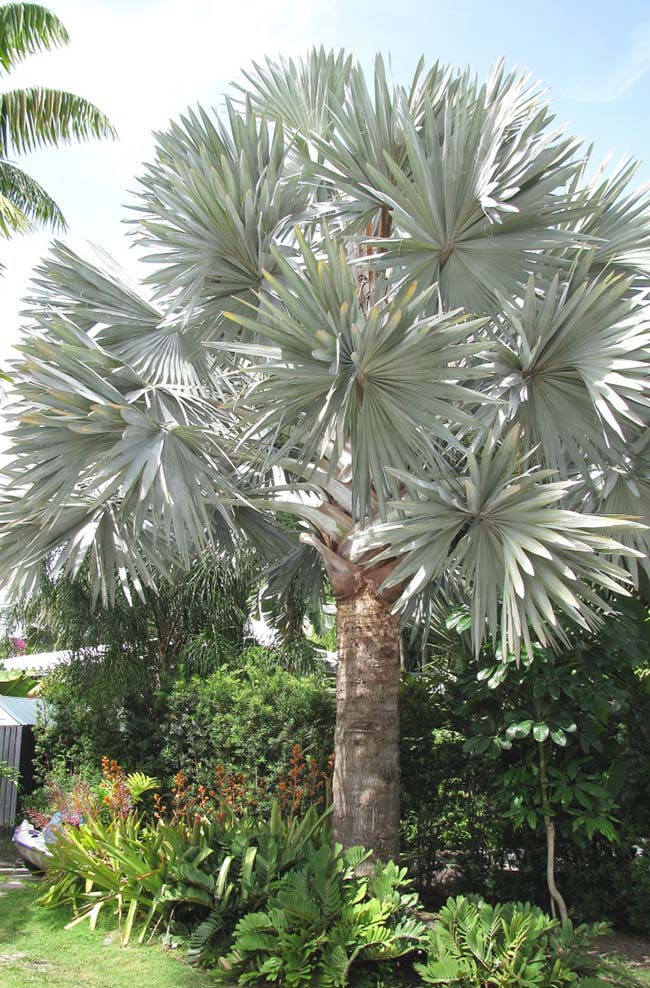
[0,668,35,695]
[0,3,115,242]
[2,50,650,863]
[415,895,607,988]
[0,756,18,781]
[221,840,427,986]
[41,794,331,954]
[454,601,647,921]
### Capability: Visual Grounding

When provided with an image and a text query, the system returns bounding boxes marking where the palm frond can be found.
[359,428,642,657]
[0,186,30,235]
[222,230,490,519]
[0,252,244,603]
[490,270,650,470]
[308,55,451,232]
[0,159,65,229]
[132,101,307,326]
[237,46,353,140]
[356,66,584,313]
[572,154,650,284]
[0,86,116,155]
[0,3,68,73]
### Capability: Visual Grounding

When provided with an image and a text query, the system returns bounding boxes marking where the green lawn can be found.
[0,881,211,988]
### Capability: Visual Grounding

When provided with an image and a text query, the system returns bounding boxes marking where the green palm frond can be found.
[0,495,174,604]
[590,446,650,582]
[0,3,68,72]
[1,256,242,602]
[359,429,642,657]
[491,270,650,469]
[222,230,490,518]
[307,55,422,231]
[0,185,30,235]
[0,159,64,229]
[24,241,220,388]
[0,86,116,155]
[133,101,307,325]
[308,56,454,233]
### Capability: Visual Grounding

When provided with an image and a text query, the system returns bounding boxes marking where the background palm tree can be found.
[0,2,115,240]
[1,50,650,866]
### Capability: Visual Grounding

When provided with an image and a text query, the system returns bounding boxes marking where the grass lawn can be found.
[0,880,211,988]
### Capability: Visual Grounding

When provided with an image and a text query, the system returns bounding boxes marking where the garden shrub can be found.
[399,672,505,905]
[40,753,333,957]
[161,654,335,800]
[221,841,428,987]
[415,895,606,987]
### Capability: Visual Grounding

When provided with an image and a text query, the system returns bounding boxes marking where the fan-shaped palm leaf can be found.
[571,154,650,284]
[133,101,307,326]
[357,68,584,313]
[222,230,490,518]
[359,429,642,657]
[491,270,650,469]
[237,46,353,142]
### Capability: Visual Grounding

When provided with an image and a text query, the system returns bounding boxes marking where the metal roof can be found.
[2,648,92,673]
[0,696,43,726]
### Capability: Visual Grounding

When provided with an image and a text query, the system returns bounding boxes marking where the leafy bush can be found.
[221,841,428,987]
[399,673,503,901]
[0,758,18,783]
[162,657,335,801]
[415,895,605,987]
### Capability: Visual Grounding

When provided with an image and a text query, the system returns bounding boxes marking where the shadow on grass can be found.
[0,882,75,944]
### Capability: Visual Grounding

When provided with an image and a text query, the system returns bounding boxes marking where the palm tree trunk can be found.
[333,586,401,869]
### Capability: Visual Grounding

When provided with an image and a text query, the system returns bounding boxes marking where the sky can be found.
[1,0,650,363]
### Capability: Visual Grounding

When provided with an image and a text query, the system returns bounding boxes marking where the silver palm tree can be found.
[2,50,650,867]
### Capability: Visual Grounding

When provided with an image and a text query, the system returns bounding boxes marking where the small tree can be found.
[1,52,649,864]
[458,606,644,919]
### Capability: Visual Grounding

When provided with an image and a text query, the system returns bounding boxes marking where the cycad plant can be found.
[2,50,650,865]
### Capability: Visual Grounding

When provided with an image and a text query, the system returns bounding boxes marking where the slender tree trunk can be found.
[543,816,568,923]
[538,742,569,923]
[333,587,401,870]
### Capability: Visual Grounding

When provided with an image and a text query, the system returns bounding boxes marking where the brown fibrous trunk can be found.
[333,587,401,870]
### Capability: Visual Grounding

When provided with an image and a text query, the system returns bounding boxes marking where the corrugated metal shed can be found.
[0,698,46,826]
[0,697,42,726]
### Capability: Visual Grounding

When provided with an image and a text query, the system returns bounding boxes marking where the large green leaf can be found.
[1,248,242,603]
[238,46,353,142]
[356,66,585,314]
[0,160,64,231]
[0,3,68,72]
[133,101,307,326]
[0,86,115,155]
[490,269,650,470]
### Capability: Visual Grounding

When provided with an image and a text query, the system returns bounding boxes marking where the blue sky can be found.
[1,0,649,359]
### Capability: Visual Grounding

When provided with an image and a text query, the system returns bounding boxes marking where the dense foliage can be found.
[35,764,618,988]
[29,605,650,935]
